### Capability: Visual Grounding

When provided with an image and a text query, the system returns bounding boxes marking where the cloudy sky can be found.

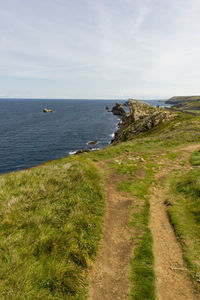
[0,0,200,99]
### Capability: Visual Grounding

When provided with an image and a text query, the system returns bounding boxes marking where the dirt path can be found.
[88,166,134,300]
[89,144,200,300]
[150,144,200,300]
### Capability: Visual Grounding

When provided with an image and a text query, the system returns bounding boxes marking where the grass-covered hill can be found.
[166,96,200,115]
[171,100,200,114]
[166,95,200,104]
[0,101,200,299]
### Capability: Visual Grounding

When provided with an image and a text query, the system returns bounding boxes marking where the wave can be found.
[90,148,100,151]
[68,148,100,155]
[109,132,115,138]
[68,150,77,155]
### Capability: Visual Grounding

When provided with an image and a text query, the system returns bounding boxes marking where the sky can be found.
[0,0,200,99]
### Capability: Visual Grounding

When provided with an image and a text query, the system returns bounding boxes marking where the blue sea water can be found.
[0,98,167,174]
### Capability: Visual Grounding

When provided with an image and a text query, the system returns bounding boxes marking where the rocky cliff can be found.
[112,99,176,142]
[111,103,127,116]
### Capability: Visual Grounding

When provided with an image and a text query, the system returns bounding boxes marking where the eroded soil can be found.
[88,168,134,300]
[150,144,200,300]
[89,144,200,300]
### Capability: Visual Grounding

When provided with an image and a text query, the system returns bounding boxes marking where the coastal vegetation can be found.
[0,99,200,299]
[166,95,200,104]
[0,159,105,299]
[166,149,200,291]
[166,96,200,115]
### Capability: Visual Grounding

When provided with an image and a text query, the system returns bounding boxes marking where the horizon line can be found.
[0,97,168,101]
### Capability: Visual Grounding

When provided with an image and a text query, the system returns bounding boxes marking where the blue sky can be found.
[1,0,200,99]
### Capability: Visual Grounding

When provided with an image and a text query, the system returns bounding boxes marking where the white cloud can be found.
[0,0,200,98]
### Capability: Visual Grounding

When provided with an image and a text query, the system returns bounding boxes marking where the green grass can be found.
[171,100,200,115]
[166,155,200,291]
[0,110,200,298]
[0,158,105,299]
[112,156,156,300]
[189,149,200,166]
[129,161,155,300]
[164,150,183,161]
[130,229,155,300]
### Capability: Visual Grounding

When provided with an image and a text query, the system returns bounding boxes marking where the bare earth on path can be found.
[150,144,200,300]
[88,164,134,300]
[89,144,200,300]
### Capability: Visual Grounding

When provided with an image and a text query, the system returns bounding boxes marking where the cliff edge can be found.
[112,99,176,142]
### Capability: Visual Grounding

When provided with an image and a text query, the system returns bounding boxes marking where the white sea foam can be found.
[109,133,115,138]
[68,150,77,155]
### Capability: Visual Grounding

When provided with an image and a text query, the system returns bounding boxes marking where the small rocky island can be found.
[43,108,53,113]
[87,140,98,145]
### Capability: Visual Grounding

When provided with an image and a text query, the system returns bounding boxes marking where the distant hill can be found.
[166,96,200,104]
[165,96,200,113]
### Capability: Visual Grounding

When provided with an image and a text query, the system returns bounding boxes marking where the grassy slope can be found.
[106,152,156,299]
[91,111,200,299]
[118,159,155,300]
[166,150,200,291]
[0,111,200,299]
[171,100,200,114]
[167,96,200,104]
[0,159,105,299]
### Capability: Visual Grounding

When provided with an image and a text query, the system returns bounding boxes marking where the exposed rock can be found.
[113,99,177,143]
[87,140,98,145]
[74,147,100,155]
[74,149,90,155]
[111,103,126,116]
[43,108,53,113]
[105,106,110,111]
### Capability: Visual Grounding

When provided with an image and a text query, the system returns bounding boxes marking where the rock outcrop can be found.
[43,108,53,113]
[112,99,176,143]
[87,140,98,145]
[75,149,90,155]
[111,103,126,116]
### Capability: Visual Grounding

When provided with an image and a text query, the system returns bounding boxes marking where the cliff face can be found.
[111,103,126,116]
[113,99,176,142]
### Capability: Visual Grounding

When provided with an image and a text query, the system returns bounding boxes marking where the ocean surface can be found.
[0,99,167,174]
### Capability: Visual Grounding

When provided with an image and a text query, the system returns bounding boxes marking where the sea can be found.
[0,99,167,174]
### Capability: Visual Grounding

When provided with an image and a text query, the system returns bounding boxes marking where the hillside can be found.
[165,96,200,115]
[0,102,200,299]
[166,96,200,104]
